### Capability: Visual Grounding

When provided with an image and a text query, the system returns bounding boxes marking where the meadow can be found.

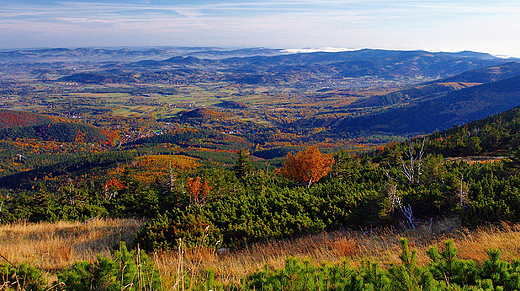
[3,217,520,289]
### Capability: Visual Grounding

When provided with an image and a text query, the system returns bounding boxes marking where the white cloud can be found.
[0,0,519,57]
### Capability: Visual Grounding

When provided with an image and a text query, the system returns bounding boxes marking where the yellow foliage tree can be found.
[282,146,335,187]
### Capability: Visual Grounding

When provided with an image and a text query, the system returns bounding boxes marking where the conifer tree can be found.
[234,150,253,180]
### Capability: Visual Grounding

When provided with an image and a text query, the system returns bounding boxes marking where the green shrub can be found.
[58,241,161,291]
[242,238,520,291]
[0,262,47,291]
[136,208,221,251]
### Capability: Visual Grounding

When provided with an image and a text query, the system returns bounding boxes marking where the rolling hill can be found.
[58,49,511,85]
[349,61,520,108]
[0,109,63,129]
[331,74,520,136]
[0,122,117,144]
[0,110,116,144]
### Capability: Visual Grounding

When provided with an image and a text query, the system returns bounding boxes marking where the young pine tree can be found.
[234,150,253,180]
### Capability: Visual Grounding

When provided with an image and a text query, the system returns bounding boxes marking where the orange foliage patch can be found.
[282,146,335,187]
[186,176,212,206]
[131,155,200,184]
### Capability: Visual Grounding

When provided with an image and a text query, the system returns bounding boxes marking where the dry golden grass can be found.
[3,217,520,288]
[152,218,520,286]
[0,218,143,272]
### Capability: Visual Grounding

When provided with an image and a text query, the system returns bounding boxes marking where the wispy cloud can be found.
[0,0,519,57]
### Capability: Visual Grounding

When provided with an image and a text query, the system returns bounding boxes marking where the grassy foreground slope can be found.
[3,218,520,289]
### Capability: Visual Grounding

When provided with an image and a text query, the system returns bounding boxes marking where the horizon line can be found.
[0,46,517,59]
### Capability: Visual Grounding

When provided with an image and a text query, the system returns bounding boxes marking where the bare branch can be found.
[387,184,415,229]
[416,138,425,177]
[400,204,415,229]
[459,174,469,208]
[400,138,426,184]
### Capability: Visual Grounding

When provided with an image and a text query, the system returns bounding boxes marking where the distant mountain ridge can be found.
[350,61,520,108]
[0,47,286,63]
[437,50,500,60]
[216,49,507,78]
[55,48,511,85]
[3,47,503,63]
[331,73,520,136]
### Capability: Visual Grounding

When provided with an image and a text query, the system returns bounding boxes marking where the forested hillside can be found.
[0,122,117,143]
[329,74,520,135]
[0,109,62,129]
[3,47,520,289]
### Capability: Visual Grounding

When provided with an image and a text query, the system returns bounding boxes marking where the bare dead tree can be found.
[15,154,27,163]
[388,184,398,212]
[387,184,415,229]
[68,182,75,206]
[384,139,425,229]
[400,138,425,184]
[161,161,178,195]
[459,174,469,208]
[399,203,415,229]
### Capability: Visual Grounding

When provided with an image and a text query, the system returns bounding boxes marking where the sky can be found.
[1,0,520,57]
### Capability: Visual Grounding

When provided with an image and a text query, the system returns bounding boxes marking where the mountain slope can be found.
[350,62,520,108]
[0,109,64,129]
[331,74,520,136]
[435,61,520,84]
[116,49,509,84]
[0,122,116,144]
[424,104,520,157]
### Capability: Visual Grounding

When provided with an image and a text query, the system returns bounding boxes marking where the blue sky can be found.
[1,0,519,57]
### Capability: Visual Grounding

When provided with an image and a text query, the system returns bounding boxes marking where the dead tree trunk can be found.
[400,138,425,184]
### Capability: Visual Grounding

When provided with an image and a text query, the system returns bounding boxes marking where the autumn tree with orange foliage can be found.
[103,178,124,200]
[185,177,212,206]
[282,147,335,188]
